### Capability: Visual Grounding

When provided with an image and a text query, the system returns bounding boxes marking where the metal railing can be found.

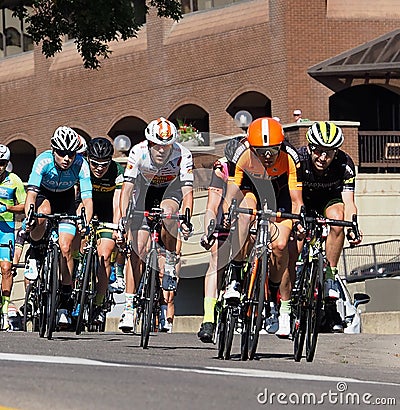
[340,239,400,282]
[359,131,400,170]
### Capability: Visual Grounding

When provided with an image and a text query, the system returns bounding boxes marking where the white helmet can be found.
[0,145,10,161]
[51,126,81,152]
[145,117,178,145]
[76,134,87,154]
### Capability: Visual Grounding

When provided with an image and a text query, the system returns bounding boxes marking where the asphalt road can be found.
[0,331,398,410]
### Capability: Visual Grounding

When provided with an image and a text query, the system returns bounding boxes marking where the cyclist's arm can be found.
[24,190,38,215]
[342,190,358,223]
[120,180,135,219]
[205,187,223,234]
[81,197,93,223]
[181,185,193,217]
[113,186,122,225]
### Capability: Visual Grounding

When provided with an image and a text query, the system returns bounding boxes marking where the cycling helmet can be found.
[87,137,114,159]
[224,137,242,162]
[246,117,284,147]
[306,121,344,149]
[0,145,10,161]
[145,117,178,145]
[51,126,81,152]
[77,135,88,154]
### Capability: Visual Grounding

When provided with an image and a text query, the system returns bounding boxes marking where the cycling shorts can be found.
[37,187,78,235]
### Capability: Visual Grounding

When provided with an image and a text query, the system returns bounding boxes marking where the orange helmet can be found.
[246,117,284,147]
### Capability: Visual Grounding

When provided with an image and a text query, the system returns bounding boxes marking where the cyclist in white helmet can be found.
[24,126,93,328]
[118,117,194,332]
[0,144,26,330]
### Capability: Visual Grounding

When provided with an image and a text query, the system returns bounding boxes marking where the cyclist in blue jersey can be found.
[24,126,93,327]
[0,145,26,330]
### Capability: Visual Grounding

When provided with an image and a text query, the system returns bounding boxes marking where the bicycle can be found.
[130,207,191,349]
[74,218,117,334]
[291,211,360,362]
[25,204,86,339]
[221,199,300,361]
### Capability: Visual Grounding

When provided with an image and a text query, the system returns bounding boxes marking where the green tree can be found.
[4,0,182,69]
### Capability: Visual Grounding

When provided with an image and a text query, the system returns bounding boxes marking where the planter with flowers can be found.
[177,119,205,146]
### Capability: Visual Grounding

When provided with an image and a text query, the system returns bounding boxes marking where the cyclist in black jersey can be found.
[290,121,362,332]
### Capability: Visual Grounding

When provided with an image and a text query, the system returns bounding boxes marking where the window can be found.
[181,0,243,14]
[0,6,33,58]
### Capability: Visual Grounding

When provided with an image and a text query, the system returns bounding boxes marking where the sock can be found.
[95,293,105,307]
[125,293,135,311]
[280,299,291,315]
[116,263,125,278]
[325,266,338,281]
[231,261,244,283]
[203,297,217,323]
[1,296,10,315]
[60,285,72,310]
[268,279,281,304]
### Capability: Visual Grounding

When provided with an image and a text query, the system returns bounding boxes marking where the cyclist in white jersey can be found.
[118,117,194,332]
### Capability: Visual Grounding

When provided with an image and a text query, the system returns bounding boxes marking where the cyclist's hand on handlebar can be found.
[180,220,193,240]
[22,216,36,232]
[293,221,306,240]
[200,233,216,250]
[222,213,231,230]
[346,227,362,246]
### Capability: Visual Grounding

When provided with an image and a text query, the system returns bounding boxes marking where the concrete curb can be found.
[106,312,400,334]
[361,311,400,334]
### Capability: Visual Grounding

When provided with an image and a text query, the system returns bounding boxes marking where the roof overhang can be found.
[308,29,400,92]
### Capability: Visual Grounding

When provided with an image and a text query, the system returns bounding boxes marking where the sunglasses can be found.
[89,159,111,169]
[254,146,281,157]
[55,149,76,158]
[0,160,8,167]
[310,145,337,157]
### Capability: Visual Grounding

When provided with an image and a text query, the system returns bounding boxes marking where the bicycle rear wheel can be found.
[38,261,48,338]
[141,249,157,349]
[47,245,60,339]
[305,253,324,362]
[23,282,39,332]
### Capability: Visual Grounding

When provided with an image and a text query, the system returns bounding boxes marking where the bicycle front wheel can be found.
[141,249,158,349]
[305,253,323,362]
[292,262,308,362]
[76,247,93,335]
[47,244,60,340]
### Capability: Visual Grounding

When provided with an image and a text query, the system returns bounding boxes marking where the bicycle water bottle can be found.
[109,264,116,284]
[72,303,81,317]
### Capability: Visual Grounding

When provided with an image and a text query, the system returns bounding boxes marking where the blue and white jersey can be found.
[27,150,92,199]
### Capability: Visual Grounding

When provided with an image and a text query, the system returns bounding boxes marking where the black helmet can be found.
[224,136,243,163]
[87,137,114,160]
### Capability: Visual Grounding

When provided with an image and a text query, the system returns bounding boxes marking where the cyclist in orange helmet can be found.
[223,117,303,337]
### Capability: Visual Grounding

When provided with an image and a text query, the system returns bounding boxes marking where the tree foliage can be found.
[8,0,182,69]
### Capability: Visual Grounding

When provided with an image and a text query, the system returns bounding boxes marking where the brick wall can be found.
[0,0,399,159]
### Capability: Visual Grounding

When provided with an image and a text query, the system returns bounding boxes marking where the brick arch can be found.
[108,115,147,148]
[7,139,36,182]
[226,91,272,122]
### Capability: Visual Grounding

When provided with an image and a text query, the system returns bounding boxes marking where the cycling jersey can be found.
[0,171,26,225]
[298,146,356,214]
[228,140,302,212]
[124,140,194,188]
[0,171,26,261]
[91,161,124,222]
[27,150,92,199]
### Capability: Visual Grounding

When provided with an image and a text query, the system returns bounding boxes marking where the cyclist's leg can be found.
[270,220,293,338]
[225,192,256,301]
[93,231,115,323]
[324,201,345,332]
[160,197,180,291]
[119,227,149,331]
